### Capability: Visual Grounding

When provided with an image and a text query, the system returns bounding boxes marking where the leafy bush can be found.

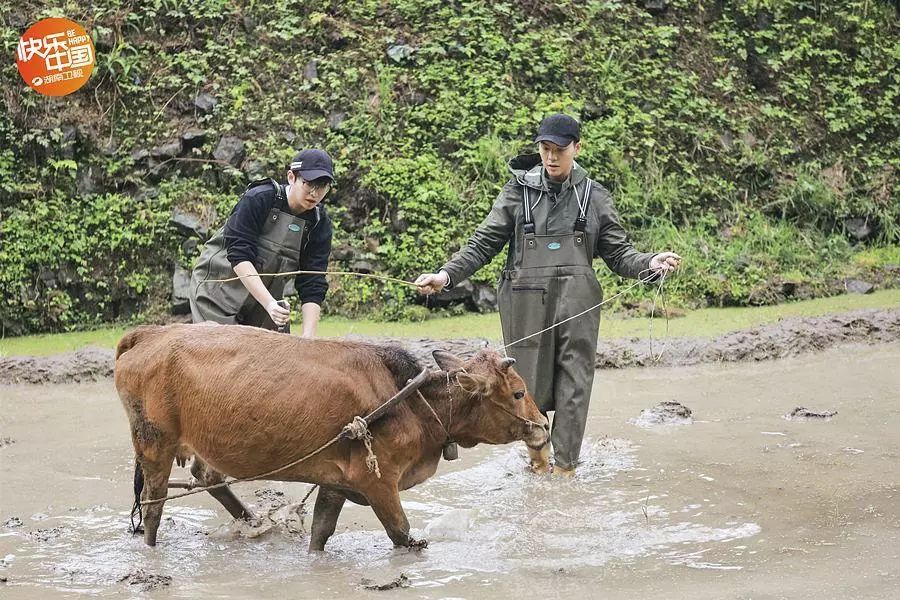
[1,0,897,332]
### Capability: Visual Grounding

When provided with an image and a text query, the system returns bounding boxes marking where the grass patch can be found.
[0,327,129,358]
[1,289,897,357]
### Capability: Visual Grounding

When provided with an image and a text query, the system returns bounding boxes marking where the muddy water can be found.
[1,343,898,599]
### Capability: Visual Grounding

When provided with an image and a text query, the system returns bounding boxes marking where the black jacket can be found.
[223,182,332,305]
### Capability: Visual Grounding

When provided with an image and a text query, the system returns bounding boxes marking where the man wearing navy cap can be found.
[190,149,335,336]
[416,114,681,476]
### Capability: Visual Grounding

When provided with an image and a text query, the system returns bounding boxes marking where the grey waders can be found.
[498,180,601,471]
[190,180,306,331]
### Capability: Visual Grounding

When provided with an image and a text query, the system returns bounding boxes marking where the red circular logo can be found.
[16,18,95,97]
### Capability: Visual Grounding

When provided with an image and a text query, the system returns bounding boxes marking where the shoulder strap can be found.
[521,184,544,236]
[573,179,592,232]
[245,178,284,202]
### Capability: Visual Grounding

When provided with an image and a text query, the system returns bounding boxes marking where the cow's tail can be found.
[129,459,145,535]
[115,325,165,360]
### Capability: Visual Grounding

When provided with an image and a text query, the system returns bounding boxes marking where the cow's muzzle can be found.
[523,415,550,449]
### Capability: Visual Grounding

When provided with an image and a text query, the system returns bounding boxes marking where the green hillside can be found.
[2,0,898,334]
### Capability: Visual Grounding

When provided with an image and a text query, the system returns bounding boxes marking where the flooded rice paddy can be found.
[1,342,898,599]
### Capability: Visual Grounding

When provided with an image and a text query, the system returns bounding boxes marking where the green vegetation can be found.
[2,288,898,357]
[1,0,898,334]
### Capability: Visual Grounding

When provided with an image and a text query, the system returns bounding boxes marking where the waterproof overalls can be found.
[189,179,306,331]
[441,155,655,470]
[498,175,601,470]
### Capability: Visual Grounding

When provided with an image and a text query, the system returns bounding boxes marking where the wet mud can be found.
[1,308,898,385]
[0,347,114,385]
[785,407,839,421]
[632,401,693,428]
[1,343,898,598]
[117,569,172,591]
[362,573,411,591]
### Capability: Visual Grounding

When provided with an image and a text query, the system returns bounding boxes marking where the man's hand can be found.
[414,271,450,295]
[650,252,682,275]
[265,298,291,327]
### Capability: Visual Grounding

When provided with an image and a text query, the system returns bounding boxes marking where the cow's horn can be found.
[499,357,516,370]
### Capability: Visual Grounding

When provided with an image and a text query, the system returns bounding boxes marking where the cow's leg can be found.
[308,486,346,552]
[190,458,253,520]
[366,483,426,549]
[140,455,175,547]
[527,442,551,474]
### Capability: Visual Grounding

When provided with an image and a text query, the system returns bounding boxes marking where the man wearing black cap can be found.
[189,148,335,336]
[415,114,681,476]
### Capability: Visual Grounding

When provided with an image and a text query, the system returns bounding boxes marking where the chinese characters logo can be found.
[16,18,95,97]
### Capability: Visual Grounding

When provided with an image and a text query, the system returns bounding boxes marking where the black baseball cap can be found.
[289,149,335,183]
[534,113,581,147]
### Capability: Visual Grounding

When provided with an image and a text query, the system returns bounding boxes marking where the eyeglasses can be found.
[300,178,331,194]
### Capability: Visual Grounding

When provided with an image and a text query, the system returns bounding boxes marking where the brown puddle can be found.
[1,342,898,599]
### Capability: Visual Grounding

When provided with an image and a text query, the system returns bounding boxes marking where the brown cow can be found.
[114,324,549,551]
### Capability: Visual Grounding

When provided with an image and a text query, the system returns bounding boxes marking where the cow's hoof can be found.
[527,445,551,475]
[407,537,428,550]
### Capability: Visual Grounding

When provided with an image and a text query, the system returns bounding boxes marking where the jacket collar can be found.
[508,153,587,192]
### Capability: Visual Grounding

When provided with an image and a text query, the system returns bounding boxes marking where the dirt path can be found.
[1,308,898,385]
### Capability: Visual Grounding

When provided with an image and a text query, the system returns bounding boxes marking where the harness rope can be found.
[197,269,417,288]
[140,392,405,507]
[454,371,548,432]
[416,390,452,442]
[195,265,672,359]
[500,268,669,352]
[145,266,671,507]
[140,420,373,506]
[345,416,381,479]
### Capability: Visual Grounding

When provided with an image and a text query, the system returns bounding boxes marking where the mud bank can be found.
[1,308,898,385]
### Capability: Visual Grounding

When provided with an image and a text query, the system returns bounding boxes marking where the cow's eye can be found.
[514,391,525,400]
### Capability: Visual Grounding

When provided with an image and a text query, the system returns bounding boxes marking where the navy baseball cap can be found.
[290,149,335,183]
[534,114,581,147]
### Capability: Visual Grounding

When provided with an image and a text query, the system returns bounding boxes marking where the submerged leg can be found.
[309,486,347,552]
[527,442,552,474]
[190,458,254,520]
[366,482,426,549]
[140,454,175,546]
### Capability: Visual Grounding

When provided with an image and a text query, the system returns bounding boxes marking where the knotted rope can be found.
[341,416,381,478]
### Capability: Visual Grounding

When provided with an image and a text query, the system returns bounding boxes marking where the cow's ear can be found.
[433,350,465,372]
[456,372,490,396]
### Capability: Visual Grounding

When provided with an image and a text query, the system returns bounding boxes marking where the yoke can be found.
[338,367,431,439]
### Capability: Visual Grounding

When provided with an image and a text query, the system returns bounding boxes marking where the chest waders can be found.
[189,181,307,331]
[497,180,602,471]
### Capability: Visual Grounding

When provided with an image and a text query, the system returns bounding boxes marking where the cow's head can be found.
[432,349,550,450]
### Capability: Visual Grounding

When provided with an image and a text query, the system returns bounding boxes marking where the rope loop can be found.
[342,416,381,478]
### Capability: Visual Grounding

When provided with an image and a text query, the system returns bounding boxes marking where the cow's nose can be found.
[541,416,550,432]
